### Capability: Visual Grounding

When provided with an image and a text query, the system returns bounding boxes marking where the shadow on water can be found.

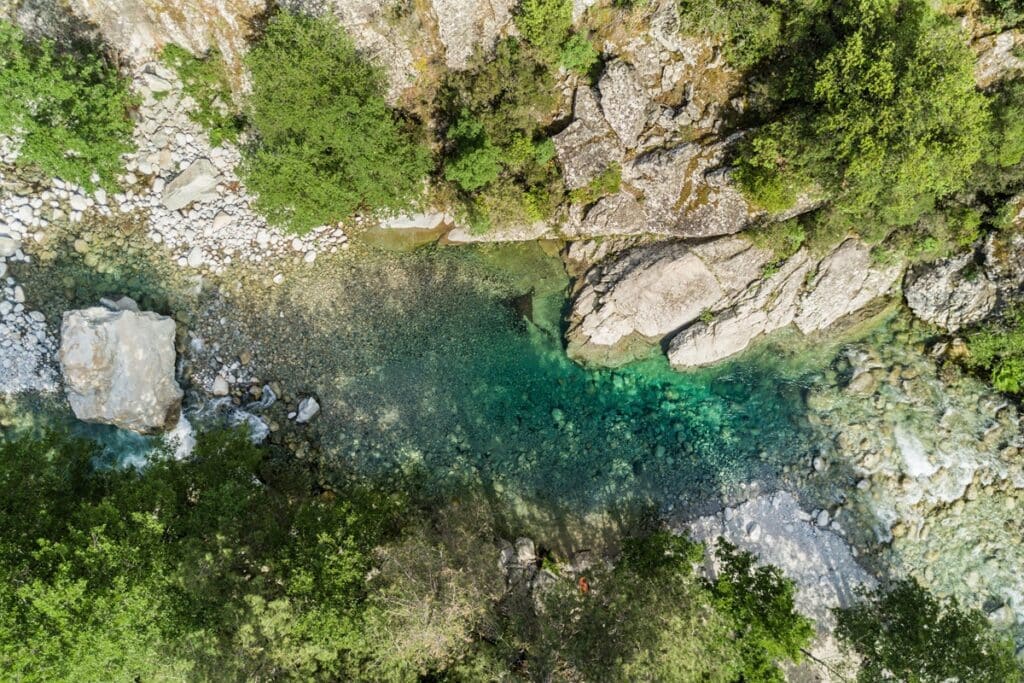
[8,221,831,540]
[244,241,824,521]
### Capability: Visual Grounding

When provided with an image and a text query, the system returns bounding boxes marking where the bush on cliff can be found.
[438,37,564,231]
[241,12,430,234]
[0,20,134,190]
[734,0,990,241]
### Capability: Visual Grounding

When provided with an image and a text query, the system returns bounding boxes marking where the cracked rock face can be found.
[598,59,651,149]
[429,0,515,70]
[565,237,769,366]
[904,252,997,332]
[59,307,183,434]
[567,236,903,368]
[63,0,265,80]
[553,88,623,192]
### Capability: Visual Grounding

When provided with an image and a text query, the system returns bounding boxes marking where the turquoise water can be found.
[249,242,826,515]
[11,233,831,516]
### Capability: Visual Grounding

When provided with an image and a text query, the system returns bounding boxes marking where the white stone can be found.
[212,375,230,396]
[186,246,204,269]
[295,396,320,423]
[161,158,220,211]
[0,234,20,258]
[59,307,183,433]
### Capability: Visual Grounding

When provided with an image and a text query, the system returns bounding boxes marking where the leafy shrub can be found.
[569,162,621,205]
[515,0,575,66]
[735,0,990,245]
[443,114,502,191]
[964,304,1024,394]
[160,44,244,147]
[438,38,564,230]
[0,20,134,190]
[835,578,1022,682]
[748,216,806,260]
[559,33,601,74]
[241,12,430,234]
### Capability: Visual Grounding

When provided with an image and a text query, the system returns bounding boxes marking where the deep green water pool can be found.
[244,240,833,515]
[12,230,842,517]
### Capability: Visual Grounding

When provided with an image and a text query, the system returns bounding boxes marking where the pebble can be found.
[212,375,230,396]
[187,246,204,269]
[295,397,320,424]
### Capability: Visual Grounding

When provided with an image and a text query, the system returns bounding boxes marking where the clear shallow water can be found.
[10,230,835,515]
[241,241,829,514]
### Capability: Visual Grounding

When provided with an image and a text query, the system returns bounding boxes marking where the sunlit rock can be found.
[59,306,183,434]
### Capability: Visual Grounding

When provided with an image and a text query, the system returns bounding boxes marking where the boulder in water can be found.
[59,307,183,434]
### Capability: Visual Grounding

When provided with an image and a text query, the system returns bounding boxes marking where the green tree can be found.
[835,578,1022,682]
[708,540,814,682]
[241,12,430,234]
[438,38,564,231]
[0,20,134,190]
[0,430,399,680]
[735,0,990,246]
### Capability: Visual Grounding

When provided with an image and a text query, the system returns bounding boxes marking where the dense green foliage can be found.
[964,303,1024,394]
[471,532,813,681]
[515,0,601,73]
[734,0,990,245]
[0,20,134,190]
[438,38,564,231]
[707,540,815,680]
[835,578,1022,682]
[241,12,430,234]
[160,44,244,147]
[0,430,822,681]
[983,0,1024,27]
[0,430,400,680]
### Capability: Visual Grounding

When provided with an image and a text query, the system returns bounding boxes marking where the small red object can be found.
[578,576,590,594]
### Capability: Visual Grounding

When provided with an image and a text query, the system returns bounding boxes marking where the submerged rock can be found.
[59,307,183,434]
[295,396,320,423]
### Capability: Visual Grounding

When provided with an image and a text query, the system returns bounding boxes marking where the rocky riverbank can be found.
[3,0,1024,670]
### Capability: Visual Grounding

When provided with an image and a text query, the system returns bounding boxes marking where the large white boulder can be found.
[59,307,183,433]
[568,236,903,368]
